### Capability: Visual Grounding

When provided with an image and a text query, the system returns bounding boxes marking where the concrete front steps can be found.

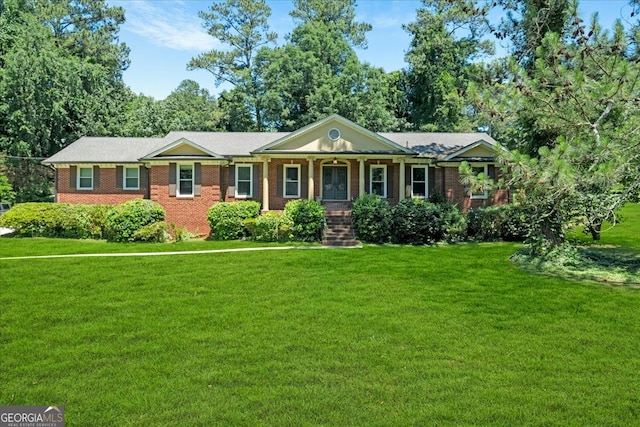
[322,210,361,247]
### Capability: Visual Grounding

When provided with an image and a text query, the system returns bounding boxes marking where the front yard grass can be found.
[512,203,640,286]
[1,236,639,425]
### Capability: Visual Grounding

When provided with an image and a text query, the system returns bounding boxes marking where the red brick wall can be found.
[268,159,301,210]
[443,167,509,211]
[56,165,223,235]
[56,167,146,205]
[433,167,445,197]
[55,160,510,236]
[151,164,222,236]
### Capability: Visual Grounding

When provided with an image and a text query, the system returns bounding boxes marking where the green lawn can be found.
[567,203,640,250]
[1,213,639,425]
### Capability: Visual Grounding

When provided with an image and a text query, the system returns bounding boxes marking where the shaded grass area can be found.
[1,243,639,425]
[512,246,640,286]
[514,204,640,285]
[567,203,640,251]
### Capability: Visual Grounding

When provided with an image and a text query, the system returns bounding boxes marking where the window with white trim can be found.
[236,164,253,198]
[411,166,428,198]
[284,164,300,198]
[124,166,139,190]
[470,165,488,199]
[178,164,194,197]
[77,166,93,190]
[370,165,387,198]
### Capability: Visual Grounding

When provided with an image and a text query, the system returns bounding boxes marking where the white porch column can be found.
[358,157,366,197]
[262,158,269,211]
[308,157,315,200]
[399,158,406,201]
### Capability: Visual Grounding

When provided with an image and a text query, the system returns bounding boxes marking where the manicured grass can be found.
[0,237,308,258]
[513,203,640,285]
[567,203,640,251]
[1,238,639,425]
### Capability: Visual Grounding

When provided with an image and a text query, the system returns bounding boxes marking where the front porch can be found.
[259,157,415,211]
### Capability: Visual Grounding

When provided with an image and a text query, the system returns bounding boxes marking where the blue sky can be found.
[111,0,634,100]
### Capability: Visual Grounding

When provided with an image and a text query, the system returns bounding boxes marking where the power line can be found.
[0,155,48,160]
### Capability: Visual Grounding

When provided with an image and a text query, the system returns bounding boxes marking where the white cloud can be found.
[119,0,218,51]
[371,15,403,29]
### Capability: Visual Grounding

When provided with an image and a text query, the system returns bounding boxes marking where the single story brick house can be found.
[43,114,508,234]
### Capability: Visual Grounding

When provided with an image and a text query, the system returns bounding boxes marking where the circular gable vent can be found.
[328,128,341,141]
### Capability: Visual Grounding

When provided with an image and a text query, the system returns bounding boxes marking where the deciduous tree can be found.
[0,0,129,201]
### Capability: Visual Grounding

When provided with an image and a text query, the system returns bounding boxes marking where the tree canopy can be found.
[0,0,130,201]
[464,13,640,252]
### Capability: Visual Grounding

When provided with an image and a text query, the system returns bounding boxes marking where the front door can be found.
[323,165,348,200]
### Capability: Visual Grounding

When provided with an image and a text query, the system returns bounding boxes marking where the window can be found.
[411,166,428,198]
[328,128,341,141]
[236,165,253,198]
[77,166,93,190]
[123,166,139,190]
[370,165,387,198]
[470,165,488,199]
[284,165,300,198]
[178,164,193,197]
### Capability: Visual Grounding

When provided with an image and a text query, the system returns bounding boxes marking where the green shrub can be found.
[132,221,170,243]
[438,202,466,243]
[168,223,195,242]
[284,199,325,242]
[351,194,392,243]
[466,205,529,242]
[499,205,530,242]
[207,201,261,240]
[0,202,110,239]
[465,206,502,241]
[428,191,447,205]
[391,199,445,245]
[245,211,292,242]
[105,199,165,242]
[243,218,257,238]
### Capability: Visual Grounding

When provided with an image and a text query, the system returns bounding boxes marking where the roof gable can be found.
[141,138,223,160]
[442,140,497,161]
[254,114,414,155]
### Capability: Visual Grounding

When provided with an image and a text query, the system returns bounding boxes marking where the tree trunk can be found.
[587,220,602,241]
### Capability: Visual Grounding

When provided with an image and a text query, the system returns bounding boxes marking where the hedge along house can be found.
[43,114,508,235]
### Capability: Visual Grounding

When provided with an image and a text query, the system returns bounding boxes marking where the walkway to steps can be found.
[322,201,361,247]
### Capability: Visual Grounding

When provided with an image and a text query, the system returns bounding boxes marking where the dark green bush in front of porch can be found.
[391,199,447,245]
[351,194,392,243]
[351,196,465,245]
[284,199,325,242]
